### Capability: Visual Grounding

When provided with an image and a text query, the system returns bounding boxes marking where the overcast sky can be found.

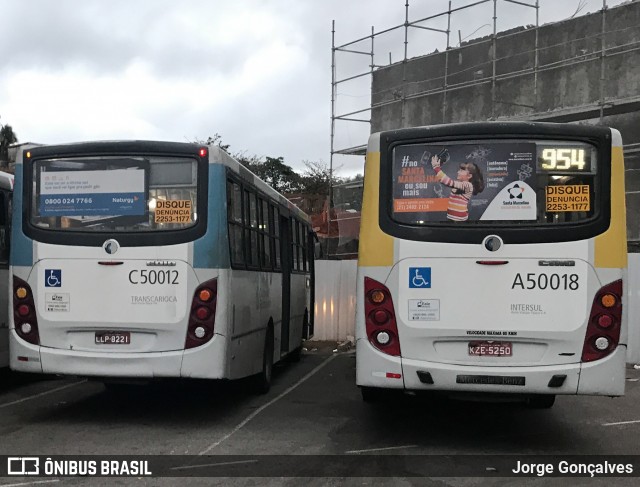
[0,0,630,176]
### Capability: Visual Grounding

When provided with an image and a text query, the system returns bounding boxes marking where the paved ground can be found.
[0,342,639,485]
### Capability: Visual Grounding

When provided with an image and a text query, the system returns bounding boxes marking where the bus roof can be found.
[207,146,310,223]
[21,140,310,224]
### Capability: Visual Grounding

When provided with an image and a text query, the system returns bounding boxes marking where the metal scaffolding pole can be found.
[600,0,608,122]
[443,1,452,123]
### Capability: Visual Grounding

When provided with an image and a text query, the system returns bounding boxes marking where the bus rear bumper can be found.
[357,339,626,396]
[9,330,228,379]
[401,357,582,395]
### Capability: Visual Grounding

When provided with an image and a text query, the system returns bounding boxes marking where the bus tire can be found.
[527,394,556,409]
[287,346,302,363]
[361,386,387,403]
[252,327,274,395]
[287,311,308,363]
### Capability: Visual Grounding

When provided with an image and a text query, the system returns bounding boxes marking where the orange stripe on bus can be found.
[393,198,449,213]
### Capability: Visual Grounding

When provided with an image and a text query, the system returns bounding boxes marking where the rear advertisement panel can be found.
[392,142,538,223]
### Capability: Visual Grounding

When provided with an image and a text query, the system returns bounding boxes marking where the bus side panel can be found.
[193,164,230,270]
[0,267,9,367]
[10,160,34,269]
[227,269,281,380]
[181,268,230,380]
[288,273,307,355]
[578,345,626,395]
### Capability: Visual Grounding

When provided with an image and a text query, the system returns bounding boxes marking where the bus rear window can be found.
[391,139,598,226]
[31,156,198,232]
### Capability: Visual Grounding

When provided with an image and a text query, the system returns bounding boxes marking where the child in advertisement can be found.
[427,150,485,222]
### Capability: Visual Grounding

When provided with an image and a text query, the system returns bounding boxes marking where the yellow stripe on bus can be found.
[359,151,394,267]
[595,147,627,268]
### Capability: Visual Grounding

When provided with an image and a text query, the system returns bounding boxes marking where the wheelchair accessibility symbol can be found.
[409,267,431,288]
[45,269,62,288]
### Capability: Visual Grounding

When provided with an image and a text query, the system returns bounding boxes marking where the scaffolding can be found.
[330,0,542,170]
[329,0,640,161]
[328,0,640,250]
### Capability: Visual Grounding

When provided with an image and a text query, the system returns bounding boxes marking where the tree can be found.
[243,156,303,193]
[299,160,342,196]
[191,132,230,152]
[0,118,18,164]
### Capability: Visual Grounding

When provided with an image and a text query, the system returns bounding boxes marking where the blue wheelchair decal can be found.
[409,267,431,288]
[45,269,62,288]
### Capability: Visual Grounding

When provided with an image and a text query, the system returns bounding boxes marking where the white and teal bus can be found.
[10,141,314,392]
[356,122,627,407]
[0,170,14,368]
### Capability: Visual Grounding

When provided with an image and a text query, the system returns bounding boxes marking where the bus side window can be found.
[227,180,245,267]
[247,192,259,269]
[291,218,299,271]
[260,199,272,270]
[273,205,281,271]
[302,224,309,272]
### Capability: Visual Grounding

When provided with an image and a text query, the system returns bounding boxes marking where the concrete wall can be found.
[372,1,640,138]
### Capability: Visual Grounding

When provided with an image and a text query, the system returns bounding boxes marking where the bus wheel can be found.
[252,328,274,395]
[361,386,387,403]
[527,395,556,409]
[287,311,308,363]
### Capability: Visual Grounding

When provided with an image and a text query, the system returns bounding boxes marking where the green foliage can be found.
[193,133,360,195]
[241,155,303,193]
[0,119,18,163]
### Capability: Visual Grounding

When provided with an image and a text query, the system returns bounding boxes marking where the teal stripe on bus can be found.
[10,164,34,267]
[194,164,231,269]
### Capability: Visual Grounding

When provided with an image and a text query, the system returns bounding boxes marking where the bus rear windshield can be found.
[391,139,598,226]
[30,156,198,232]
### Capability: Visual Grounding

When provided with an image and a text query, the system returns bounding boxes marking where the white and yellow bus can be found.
[10,141,314,392]
[356,122,626,407]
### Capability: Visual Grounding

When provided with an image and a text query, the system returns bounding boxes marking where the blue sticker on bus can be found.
[409,267,431,288]
[45,269,62,287]
[39,193,146,217]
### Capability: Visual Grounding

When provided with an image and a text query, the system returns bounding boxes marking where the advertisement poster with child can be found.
[392,142,538,223]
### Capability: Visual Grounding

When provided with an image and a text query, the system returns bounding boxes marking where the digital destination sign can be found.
[537,144,594,173]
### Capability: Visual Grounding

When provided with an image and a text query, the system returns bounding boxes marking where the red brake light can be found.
[195,307,210,320]
[597,314,613,329]
[199,148,207,157]
[582,280,622,362]
[185,279,217,349]
[372,309,390,325]
[13,275,40,345]
[364,277,401,356]
[17,305,30,317]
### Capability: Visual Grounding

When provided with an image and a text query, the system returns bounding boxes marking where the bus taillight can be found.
[364,277,401,356]
[581,280,622,362]
[185,278,217,349]
[13,276,40,345]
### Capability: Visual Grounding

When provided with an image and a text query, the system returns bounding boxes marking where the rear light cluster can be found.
[364,277,401,356]
[581,279,622,362]
[13,275,40,345]
[185,278,217,349]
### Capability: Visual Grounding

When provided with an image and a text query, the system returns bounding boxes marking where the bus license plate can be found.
[95,332,131,345]
[468,341,512,357]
